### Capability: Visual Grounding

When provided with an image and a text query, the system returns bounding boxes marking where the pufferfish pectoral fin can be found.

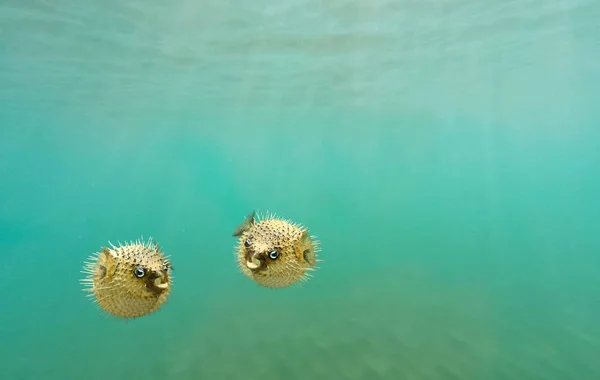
[299,229,317,266]
[232,210,256,237]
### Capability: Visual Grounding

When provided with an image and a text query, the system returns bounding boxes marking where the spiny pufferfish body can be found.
[80,238,173,319]
[232,211,321,288]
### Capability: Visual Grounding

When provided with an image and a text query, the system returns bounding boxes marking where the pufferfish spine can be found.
[80,237,173,320]
[232,210,322,288]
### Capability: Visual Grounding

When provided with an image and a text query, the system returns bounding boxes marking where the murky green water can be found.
[1,1,599,379]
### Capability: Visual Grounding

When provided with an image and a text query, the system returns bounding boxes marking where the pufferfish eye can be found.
[244,238,252,247]
[133,265,146,278]
[268,249,280,260]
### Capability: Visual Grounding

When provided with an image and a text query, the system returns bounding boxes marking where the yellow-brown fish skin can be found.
[232,211,321,288]
[80,238,173,319]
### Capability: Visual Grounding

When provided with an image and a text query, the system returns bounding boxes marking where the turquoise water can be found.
[1,1,600,379]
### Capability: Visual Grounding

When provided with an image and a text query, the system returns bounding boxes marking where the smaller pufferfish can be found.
[80,237,173,320]
[232,210,321,288]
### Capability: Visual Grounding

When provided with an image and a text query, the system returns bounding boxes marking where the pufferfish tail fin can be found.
[232,210,256,237]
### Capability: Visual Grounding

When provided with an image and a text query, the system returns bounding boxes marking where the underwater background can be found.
[1,0,599,379]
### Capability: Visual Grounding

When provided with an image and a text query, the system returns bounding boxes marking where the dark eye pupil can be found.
[244,239,252,247]
[134,266,145,278]
[269,250,279,259]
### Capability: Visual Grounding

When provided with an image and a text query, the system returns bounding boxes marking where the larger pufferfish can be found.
[80,237,173,319]
[232,211,321,288]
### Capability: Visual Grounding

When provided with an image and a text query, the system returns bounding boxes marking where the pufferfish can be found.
[80,237,173,319]
[232,210,321,288]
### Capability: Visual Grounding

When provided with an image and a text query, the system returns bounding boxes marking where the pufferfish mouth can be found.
[246,256,262,270]
[153,277,169,289]
[244,251,266,271]
[148,270,169,291]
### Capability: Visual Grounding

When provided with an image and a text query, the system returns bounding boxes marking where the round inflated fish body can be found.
[232,211,320,288]
[81,238,173,319]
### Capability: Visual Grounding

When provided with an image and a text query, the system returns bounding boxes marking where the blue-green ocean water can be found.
[1,1,599,379]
